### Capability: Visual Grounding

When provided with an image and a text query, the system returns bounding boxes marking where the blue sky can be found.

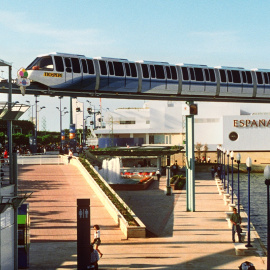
[1,0,270,131]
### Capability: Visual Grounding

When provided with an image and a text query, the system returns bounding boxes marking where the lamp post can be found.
[246,157,253,247]
[227,150,230,194]
[264,165,270,270]
[86,100,101,130]
[56,97,68,152]
[230,151,234,204]
[223,148,226,189]
[236,153,241,214]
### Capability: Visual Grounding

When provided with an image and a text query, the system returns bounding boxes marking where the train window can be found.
[232,70,241,83]
[113,62,124,76]
[189,68,195,81]
[39,56,53,71]
[170,66,177,80]
[130,63,137,77]
[108,62,114,75]
[263,72,269,85]
[81,59,88,73]
[150,65,156,78]
[125,63,131,77]
[71,58,81,73]
[166,66,171,79]
[99,60,108,75]
[64,58,72,73]
[194,68,204,81]
[246,71,252,84]
[155,65,165,79]
[204,69,210,81]
[219,69,227,82]
[242,71,247,83]
[181,67,189,81]
[54,56,64,72]
[141,64,149,78]
[86,60,95,74]
[209,69,216,82]
[256,72,263,84]
[227,70,232,83]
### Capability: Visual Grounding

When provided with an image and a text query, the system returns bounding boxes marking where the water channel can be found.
[229,172,267,248]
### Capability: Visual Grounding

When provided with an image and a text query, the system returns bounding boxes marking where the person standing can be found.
[90,244,99,270]
[156,169,161,181]
[230,207,242,243]
[92,225,103,258]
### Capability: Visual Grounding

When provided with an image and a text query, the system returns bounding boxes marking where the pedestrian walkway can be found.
[18,163,267,269]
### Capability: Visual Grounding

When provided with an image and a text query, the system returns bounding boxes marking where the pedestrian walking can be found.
[92,225,103,258]
[68,149,73,163]
[210,166,215,179]
[230,207,242,243]
[156,169,161,181]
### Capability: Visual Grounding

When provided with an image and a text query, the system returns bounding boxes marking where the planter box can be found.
[110,177,154,191]
[71,157,146,238]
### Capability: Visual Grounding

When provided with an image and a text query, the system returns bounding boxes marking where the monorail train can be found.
[25,52,270,99]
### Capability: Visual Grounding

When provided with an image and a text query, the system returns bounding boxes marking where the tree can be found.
[195,142,202,162]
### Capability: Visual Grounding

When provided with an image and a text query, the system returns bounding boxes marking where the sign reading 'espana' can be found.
[43,72,62,78]
[234,119,270,127]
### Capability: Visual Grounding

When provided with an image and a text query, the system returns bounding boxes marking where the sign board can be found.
[77,199,90,270]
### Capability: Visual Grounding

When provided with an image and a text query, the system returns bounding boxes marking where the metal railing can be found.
[17,154,67,165]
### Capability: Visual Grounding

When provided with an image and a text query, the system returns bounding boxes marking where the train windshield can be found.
[26,56,54,71]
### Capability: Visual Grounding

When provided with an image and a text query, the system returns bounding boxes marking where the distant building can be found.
[95,101,270,165]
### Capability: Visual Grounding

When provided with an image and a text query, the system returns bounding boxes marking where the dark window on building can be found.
[155,65,165,79]
[125,63,131,77]
[194,68,204,81]
[108,61,114,75]
[64,58,71,72]
[219,69,227,82]
[99,60,107,75]
[209,69,216,82]
[264,72,269,84]
[227,70,232,83]
[81,59,88,73]
[204,69,210,81]
[232,70,241,83]
[256,72,263,84]
[170,66,177,80]
[71,58,81,73]
[113,61,124,76]
[189,68,195,80]
[181,67,189,81]
[246,71,252,84]
[120,120,135,124]
[150,65,156,78]
[242,71,247,83]
[86,60,95,74]
[130,63,137,77]
[141,64,149,78]
[54,56,64,72]
[229,132,238,141]
[166,66,171,79]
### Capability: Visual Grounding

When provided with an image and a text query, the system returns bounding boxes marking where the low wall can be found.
[71,157,146,238]
[110,177,154,191]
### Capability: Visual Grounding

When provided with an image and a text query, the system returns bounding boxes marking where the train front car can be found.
[26,53,97,92]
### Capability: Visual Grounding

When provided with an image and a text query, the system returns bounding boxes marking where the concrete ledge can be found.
[234,243,256,256]
[71,157,146,238]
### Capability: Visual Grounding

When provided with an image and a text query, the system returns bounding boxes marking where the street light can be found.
[86,100,101,130]
[246,157,253,247]
[56,97,68,153]
[264,165,270,270]
[236,153,241,214]
[230,151,234,204]
[223,148,226,189]
[227,150,230,194]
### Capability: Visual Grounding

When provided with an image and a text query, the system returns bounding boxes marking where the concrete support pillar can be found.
[186,105,195,212]
[145,134,149,144]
